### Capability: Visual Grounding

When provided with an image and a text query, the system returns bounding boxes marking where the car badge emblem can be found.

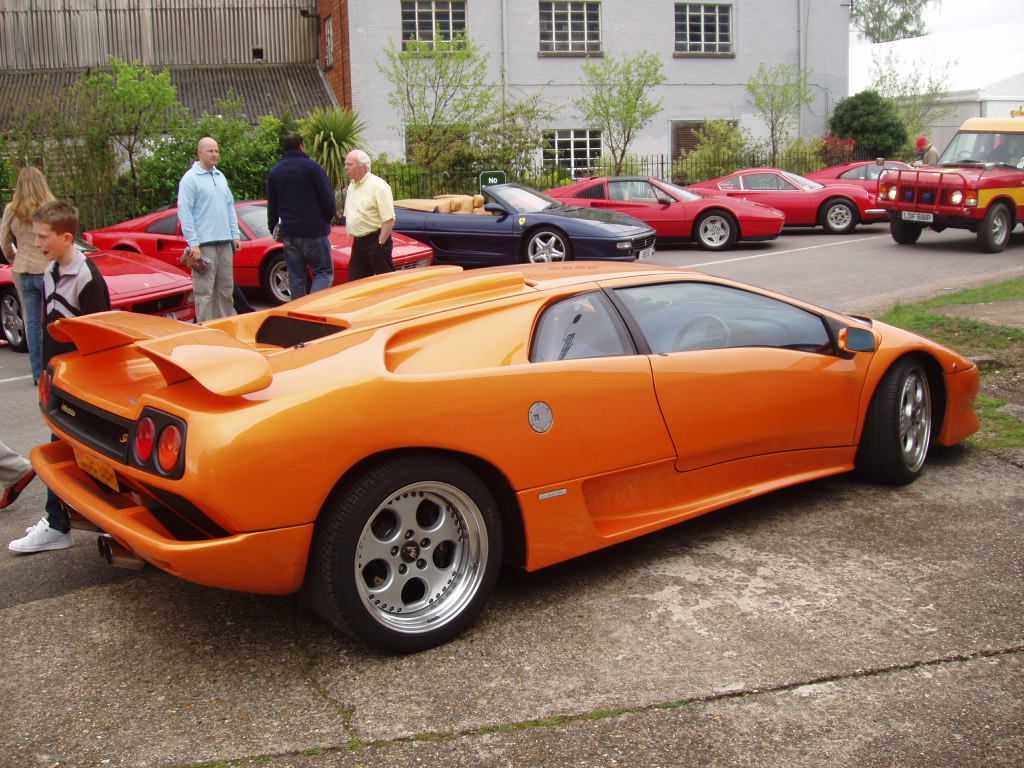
[518,216,526,226]
[528,401,553,433]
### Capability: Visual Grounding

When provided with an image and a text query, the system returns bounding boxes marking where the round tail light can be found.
[134,417,155,463]
[157,424,183,473]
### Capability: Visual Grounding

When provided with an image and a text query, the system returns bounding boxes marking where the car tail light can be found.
[39,369,51,408]
[157,424,182,473]
[135,417,155,462]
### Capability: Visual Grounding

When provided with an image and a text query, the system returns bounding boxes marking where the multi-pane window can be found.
[675,3,733,55]
[543,130,602,177]
[401,1,467,49]
[323,15,334,68]
[539,1,601,55]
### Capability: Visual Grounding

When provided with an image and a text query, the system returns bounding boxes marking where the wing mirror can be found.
[484,203,506,215]
[838,326,877,353]
[657,196,673,205]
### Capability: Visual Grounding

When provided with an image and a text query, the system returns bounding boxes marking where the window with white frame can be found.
[543,129,602,177]
[401,0,467,49]
[539,1,602,55]
[323,16,334,68]
[674,3,733,55]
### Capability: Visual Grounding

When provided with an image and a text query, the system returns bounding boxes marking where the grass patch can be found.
[971,394,1024,449]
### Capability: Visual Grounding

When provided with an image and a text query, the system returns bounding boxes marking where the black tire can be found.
[889,218,924,245]
[261,251,290,304]
[977,203,1011,253]
[0,287,28,352]
[523,227,572,263]
[819,198,859,234]
[694,210,738,251]
[855,357,933,485]
[305,454,502,653]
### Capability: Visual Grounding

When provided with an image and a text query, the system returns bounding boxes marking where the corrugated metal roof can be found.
[0,63,336,131]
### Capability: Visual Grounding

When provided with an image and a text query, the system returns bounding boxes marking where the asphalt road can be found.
[1,225,1022,767]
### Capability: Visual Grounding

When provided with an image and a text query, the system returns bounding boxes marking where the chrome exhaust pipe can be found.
[96,534,145,570]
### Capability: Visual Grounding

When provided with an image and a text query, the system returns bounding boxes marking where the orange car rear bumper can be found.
[31,440,312,595]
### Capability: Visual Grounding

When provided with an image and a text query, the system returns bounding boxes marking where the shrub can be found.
[829,90,907,158]
[780,136,824,175]
[673,120,749,183]
[818,135,857,166]
[299,107,365,189]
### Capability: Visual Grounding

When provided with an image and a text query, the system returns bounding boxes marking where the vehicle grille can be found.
[633,234,656,252]
[131,292,188,315]
[46,386,132,462]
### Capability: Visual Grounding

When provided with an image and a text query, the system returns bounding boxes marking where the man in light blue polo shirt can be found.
[177,137,241,321]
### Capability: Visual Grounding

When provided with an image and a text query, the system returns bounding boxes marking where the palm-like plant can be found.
[300,107,367,188]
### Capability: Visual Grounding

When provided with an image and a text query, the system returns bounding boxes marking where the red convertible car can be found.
[1,243,195,352]
[546,176,784,251]
[804,159,913,193]
[688,168,888,234]
[85,201,434,304]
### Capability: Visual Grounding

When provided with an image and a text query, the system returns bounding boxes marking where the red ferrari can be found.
[546,176,784,251]
[1,243,195,352]
[84,201,434,304]
[688,168,888,234]
[804,159,913,193]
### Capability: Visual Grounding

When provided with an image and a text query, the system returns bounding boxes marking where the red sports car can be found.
[804,159,913,193]
[84,201,434,304]
[688,168,889,234]
[546,176,785,251]
[1,243,195,352]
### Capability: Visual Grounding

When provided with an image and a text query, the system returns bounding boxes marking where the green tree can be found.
[83,57,186,204]
[574,51,667,175]
[869,48,954,147]
[299,107,366,189]
[378,32,495,168]
[829,90,908,158]
[474,92,556,179]
[746,63,814,167]
[851,0,939,42]
[673,119,750,184]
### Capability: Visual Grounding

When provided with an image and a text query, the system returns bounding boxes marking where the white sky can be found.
[919,0,1021,34]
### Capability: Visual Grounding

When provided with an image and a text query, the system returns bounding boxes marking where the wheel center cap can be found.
[400,542,420,563]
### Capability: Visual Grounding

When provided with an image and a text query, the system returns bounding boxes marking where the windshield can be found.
[939,131,1024,167]
[781,171,823,190]
[656,180,701,201]
[491,185,562,213]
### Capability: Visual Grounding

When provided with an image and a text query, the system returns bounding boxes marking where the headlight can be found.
[616,241,632,250]
[887,186,897,200]
[950,190,963,205]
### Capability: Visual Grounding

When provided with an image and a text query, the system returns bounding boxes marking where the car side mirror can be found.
[484,203,506,215]
[657,196,673,205]
[838,326,877,353]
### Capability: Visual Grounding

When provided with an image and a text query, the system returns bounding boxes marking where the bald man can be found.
[177,137,241,321]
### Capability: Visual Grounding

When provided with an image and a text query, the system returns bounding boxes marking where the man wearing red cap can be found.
[916,136,939,165]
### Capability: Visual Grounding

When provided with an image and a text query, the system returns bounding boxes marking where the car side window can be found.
[614,282,833,354]
[531,291,634,362]
[146,214,179,235]
[743,173,781,190]
[719,177,740,190]
[840,167,866,181]
[573,183,607,200]
[610,180,658,202]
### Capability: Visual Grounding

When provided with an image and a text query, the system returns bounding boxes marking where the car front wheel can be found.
[977,203,1011,253]
[694,211,738,250]
[305,455,502,653]
[261,251,290,304]
[524,227,572,263]
[890,218,924,244]
[820,199,859,234]
[0,287,27,352]
[855,357,932,485]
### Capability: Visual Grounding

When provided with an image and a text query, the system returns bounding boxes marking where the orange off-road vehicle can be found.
[879,117,1024,252]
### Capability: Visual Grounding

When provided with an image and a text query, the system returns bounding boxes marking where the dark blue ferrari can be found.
[392,183,657,267]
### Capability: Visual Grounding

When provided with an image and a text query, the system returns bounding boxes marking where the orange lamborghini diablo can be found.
[31,263,979,652]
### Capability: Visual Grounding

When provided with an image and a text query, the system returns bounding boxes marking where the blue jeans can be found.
[13,272,44,384]
[283,236,334,299]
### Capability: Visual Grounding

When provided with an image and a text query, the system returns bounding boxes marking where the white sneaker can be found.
[9,518,73,553]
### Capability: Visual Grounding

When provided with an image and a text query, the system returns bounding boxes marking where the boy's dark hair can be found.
[283,132,305,152]
[32,200,80,238]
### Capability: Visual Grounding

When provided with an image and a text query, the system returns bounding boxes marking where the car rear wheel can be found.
[977,203,1011,253]
[305,454,502,653]
[820,199,859,234]
[694,211,738,251]
[889,218,924,244]
[261,251,290,304]
[524,227,572,263]
[855,357,932,485]
[0,287,27,352]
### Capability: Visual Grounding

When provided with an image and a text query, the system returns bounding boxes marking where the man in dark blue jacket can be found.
[266,133,336,300]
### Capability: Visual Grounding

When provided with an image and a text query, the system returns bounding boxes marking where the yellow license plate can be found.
[74,448,120,493]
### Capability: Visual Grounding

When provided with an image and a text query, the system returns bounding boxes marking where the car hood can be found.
[542,204,654,233]
[88,252,192,299]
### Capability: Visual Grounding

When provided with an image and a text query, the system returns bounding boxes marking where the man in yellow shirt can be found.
[343,149,396,280]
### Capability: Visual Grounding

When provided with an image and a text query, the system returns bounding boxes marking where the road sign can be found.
[479,170,507,188]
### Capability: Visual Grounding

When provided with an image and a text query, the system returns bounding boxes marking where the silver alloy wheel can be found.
[826,202,854,232]
[527,231,568,262]
[898,367,932,472]
[354,481,489,635]
[1,291,25,348]
[989,206,1009,247]
[697,214,731,248]
[269,258,291,303]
